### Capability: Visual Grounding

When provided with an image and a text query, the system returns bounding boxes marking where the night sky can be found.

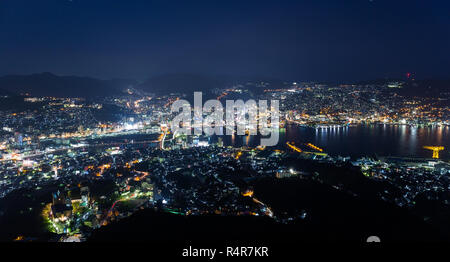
[0,0,449,81]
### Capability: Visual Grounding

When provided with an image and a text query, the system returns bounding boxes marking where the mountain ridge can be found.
[0,72,136,98]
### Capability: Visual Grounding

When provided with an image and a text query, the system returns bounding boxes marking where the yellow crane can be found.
[423,146,444,159]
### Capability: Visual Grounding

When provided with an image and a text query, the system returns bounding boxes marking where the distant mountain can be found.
[0,73,136,98]
[399,79,450,97]
[0,88,14,96]
[353,78,450,98]
[138,73,291,96]
[138,74,226,95]
[354,78,403,85]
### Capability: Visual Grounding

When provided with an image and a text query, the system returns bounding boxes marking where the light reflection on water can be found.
[220,124,449,159]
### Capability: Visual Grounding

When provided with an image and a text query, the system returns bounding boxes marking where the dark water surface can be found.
[221,124,450,159]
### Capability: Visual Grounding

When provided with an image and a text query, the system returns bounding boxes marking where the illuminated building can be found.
[51,190,73,221]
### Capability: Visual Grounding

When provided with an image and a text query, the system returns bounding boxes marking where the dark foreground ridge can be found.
[89,177,445,243]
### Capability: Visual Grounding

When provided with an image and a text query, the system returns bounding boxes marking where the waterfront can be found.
[69,124,449,160]
[222,124,450,159]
